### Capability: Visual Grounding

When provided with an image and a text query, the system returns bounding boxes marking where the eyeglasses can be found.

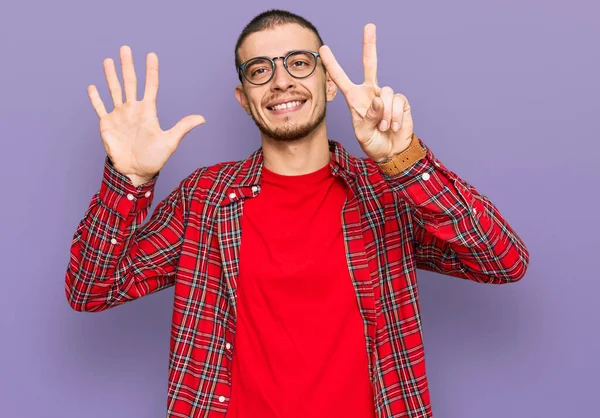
[238,50,321,85]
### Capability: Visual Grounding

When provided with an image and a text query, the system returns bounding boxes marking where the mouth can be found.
[266,99,307,115]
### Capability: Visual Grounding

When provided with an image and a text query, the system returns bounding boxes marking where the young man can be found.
[66,9,529,418]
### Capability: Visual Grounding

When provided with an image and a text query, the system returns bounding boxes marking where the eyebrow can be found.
[252,50,302,59]
[240,49,311,66]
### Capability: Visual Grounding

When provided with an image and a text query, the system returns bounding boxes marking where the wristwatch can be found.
[376,133,427,176]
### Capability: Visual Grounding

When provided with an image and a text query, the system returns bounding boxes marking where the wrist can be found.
[128,173,155,187]
[106,156,156,187]
[376,134,427,176]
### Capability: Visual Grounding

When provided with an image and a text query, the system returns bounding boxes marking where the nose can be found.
[270,59,296,92]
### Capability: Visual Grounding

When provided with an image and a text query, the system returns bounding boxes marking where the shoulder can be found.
[179,159,246,197]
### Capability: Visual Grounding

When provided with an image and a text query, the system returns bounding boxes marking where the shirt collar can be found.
[217,140,359,207]
[230,139,358,189]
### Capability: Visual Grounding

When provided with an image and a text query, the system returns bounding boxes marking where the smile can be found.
[267,100,307,114]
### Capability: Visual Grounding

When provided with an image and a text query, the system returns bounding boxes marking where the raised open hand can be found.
[319,24,414,162]
[87,46,205,186]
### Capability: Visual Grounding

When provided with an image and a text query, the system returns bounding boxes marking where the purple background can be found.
[1,0,598,416]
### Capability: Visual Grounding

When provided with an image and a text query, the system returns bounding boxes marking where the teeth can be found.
[271,100,303,111]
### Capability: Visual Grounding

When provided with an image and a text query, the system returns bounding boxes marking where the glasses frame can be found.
[238,50,321,85]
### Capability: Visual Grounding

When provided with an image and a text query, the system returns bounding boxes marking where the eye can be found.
[244,58,272,79]
[247,66,272,79]
[290,60,309,68]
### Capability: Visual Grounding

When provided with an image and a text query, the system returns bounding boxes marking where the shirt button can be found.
[421,173,430,181]
[229,192,236,199]
[473,207,477,215]
[225,343,232,350]
[144,191,151,198]
[110,238,117,245]
[218,395,226,403]
[251,186,258,193]
[126,193,134,201]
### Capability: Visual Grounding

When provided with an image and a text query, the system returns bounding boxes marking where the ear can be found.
[235,85,251,114]
[325,71,338,102]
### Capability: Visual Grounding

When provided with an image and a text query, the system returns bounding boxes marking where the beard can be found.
[250,100,327,142]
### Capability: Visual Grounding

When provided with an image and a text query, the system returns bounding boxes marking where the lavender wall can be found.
[1,0,598,416]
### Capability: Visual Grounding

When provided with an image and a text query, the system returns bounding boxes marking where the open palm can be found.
[87,46,205,185]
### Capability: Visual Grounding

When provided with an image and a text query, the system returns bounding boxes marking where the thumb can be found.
[363,96,384,128]
[169,114,206,143]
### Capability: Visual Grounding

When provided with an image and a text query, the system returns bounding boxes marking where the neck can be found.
[261,121,331,176]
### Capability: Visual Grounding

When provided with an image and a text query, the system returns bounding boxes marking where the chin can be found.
[266,125,313,142]
[253,107,327,142]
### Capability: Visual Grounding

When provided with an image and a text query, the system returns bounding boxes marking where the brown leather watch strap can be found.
[376,134,427,176]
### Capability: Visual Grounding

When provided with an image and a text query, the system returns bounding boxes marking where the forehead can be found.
[239,23,321,63]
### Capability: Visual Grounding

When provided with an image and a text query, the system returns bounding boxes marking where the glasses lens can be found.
[286,52,317,78]
[244,58,273,84]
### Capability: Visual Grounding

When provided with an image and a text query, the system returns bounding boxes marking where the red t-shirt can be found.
[225,162,376,418]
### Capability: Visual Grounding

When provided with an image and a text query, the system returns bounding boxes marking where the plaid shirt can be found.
[65,136,529,417]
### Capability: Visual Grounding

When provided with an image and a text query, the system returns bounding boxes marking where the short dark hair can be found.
[234,9,324,71]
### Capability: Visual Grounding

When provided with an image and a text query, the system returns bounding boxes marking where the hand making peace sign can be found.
[319,24,414,163]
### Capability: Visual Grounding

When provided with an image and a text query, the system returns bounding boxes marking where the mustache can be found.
[264,93,310,106]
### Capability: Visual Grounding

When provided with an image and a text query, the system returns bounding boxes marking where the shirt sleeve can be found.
[381,137,530,284]
[65,156,187,311]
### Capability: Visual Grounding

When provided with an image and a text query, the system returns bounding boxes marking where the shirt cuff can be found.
[99,156,159,219]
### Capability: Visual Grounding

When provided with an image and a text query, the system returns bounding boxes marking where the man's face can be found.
[235,23,337,142]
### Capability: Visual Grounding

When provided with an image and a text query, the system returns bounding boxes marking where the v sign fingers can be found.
[319,45,355,96]
[363,23,378,86]
[321,23,415,162]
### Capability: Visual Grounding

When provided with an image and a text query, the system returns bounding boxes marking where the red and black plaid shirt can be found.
[65,137,529,417]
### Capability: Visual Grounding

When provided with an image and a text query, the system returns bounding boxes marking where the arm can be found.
[65,157,187,311]
[318,25,528,282]
[381,136,529,284]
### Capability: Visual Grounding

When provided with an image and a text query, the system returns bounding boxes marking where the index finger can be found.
[363,23,378,86]
[319,45,354,95]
